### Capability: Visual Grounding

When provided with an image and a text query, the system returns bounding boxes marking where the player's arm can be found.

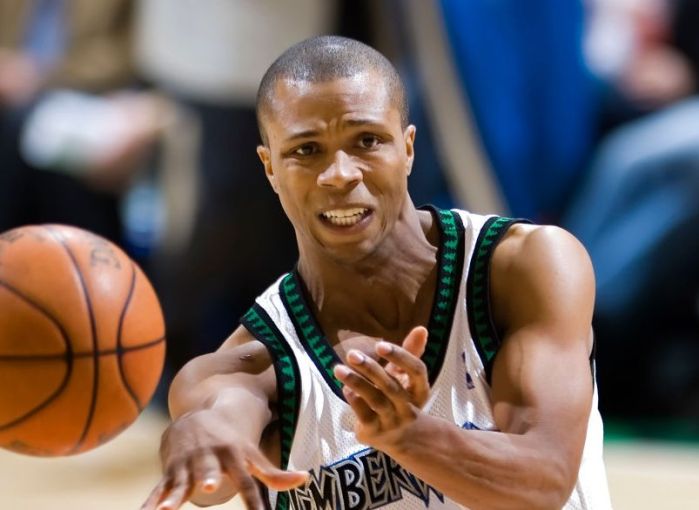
[142,326,307,510]
[337,225,596,510]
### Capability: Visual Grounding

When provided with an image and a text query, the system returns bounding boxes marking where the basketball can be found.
[0,225,166,456]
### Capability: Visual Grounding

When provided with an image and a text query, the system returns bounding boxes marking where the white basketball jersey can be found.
[241,207,612,510]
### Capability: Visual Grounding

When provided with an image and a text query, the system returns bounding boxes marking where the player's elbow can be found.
[482,459,578,510]
[532,458,579,510]
[516,485,573,510]
[495,454,578,510]
[533,490,573,510]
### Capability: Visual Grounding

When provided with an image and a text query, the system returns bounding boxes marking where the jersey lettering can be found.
[288,447,445,509]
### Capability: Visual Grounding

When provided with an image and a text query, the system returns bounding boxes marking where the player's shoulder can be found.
[488,222,595,347]
[175,326,274,391]
[490,223,594,315]
[219,323,265,350]
[493,222,591,275]
[212,324,275,371]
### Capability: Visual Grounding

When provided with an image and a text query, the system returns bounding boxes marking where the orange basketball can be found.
[0,225,166,456]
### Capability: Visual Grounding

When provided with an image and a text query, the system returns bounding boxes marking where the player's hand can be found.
[381,326,430,408]
[141,408,308,510]
[332,326,430,450]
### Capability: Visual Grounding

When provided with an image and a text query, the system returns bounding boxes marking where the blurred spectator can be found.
[585,0,696,127]
[402,0,600,223]
[135,0,337,377]
[0,0,166,242]
[563,0,699,418]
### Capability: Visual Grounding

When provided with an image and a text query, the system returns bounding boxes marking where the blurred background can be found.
[1,0,699,508]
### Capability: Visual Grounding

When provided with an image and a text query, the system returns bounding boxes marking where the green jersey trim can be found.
[280,271,344,398]
[241,304,300,510]
[279,207,465,399]
[466,216,529,382]
[423,206,466,384]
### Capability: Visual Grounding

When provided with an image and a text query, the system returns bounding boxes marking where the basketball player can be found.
[142,36,612,510]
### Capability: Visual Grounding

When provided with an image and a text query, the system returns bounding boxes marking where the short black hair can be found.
[256,35,408,145]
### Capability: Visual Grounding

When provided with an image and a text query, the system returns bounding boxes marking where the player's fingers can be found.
[334,362,397,417]
[345,350,408,405]
[140,478,169,510]
[379,342,428,379]
[378,342,429,402]
[342,384,378,425]
[189,451,223,493]
[246,447,309,490]
[154,465,192,510]
[219,450,265,510]
[400,326,429,357]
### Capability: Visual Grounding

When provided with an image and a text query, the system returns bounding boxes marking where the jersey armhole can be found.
[466,216,531,383]
[240,304,300,510]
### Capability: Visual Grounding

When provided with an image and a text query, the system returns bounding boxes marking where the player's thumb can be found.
[246,450,309,490]
[402,326,428,357]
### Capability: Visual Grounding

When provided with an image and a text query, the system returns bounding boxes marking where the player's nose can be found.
[317,150,362,189]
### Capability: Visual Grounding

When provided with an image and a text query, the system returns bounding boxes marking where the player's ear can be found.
[257,145,278,193]
[404,125,416,176]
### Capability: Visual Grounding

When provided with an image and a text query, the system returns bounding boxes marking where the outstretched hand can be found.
[333,326,430,450]
[141,408,308,510]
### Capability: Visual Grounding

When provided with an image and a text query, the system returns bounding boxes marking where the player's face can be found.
[257,71,416,262]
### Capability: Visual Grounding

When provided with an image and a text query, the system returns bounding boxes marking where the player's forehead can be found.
[263,71,397,128]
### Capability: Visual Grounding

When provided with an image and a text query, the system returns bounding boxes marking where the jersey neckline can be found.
[279,206,466,400]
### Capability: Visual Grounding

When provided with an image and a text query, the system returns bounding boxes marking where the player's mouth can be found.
[319,207,371,227]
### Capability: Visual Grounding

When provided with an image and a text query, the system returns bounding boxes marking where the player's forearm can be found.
[384,414,574,510]
[206,386,272,440]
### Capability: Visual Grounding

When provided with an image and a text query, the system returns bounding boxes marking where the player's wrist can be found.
[381,411,434,459]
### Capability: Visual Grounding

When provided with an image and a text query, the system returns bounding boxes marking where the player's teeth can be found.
[327,215,361,226]
[322,208,367,218]
[322,208,367,226]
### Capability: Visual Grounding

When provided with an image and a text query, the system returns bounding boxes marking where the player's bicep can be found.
[489,225,595,480]
[491,327,593,447]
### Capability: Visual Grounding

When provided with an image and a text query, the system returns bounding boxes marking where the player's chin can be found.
[319,237,380,264]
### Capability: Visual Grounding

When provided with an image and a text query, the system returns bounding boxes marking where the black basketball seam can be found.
[43,226,100,454]
[115,262,143,412]
[0,336,165,361]
[0,280,73,432]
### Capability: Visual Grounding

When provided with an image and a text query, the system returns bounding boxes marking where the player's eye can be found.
[357,134,381,150]
[293,143,319,156]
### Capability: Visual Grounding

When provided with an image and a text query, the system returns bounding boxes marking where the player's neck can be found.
[297,208,438,340]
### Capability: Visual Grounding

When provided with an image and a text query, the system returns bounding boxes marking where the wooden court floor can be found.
[1,410,698,509]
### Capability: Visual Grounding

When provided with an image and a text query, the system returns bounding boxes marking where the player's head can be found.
[255,36,416,263]
[256,35,409,146]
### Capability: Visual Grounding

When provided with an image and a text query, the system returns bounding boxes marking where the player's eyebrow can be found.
[283,118,387,143]
[283,129,321,142]
[342,118,386,129]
